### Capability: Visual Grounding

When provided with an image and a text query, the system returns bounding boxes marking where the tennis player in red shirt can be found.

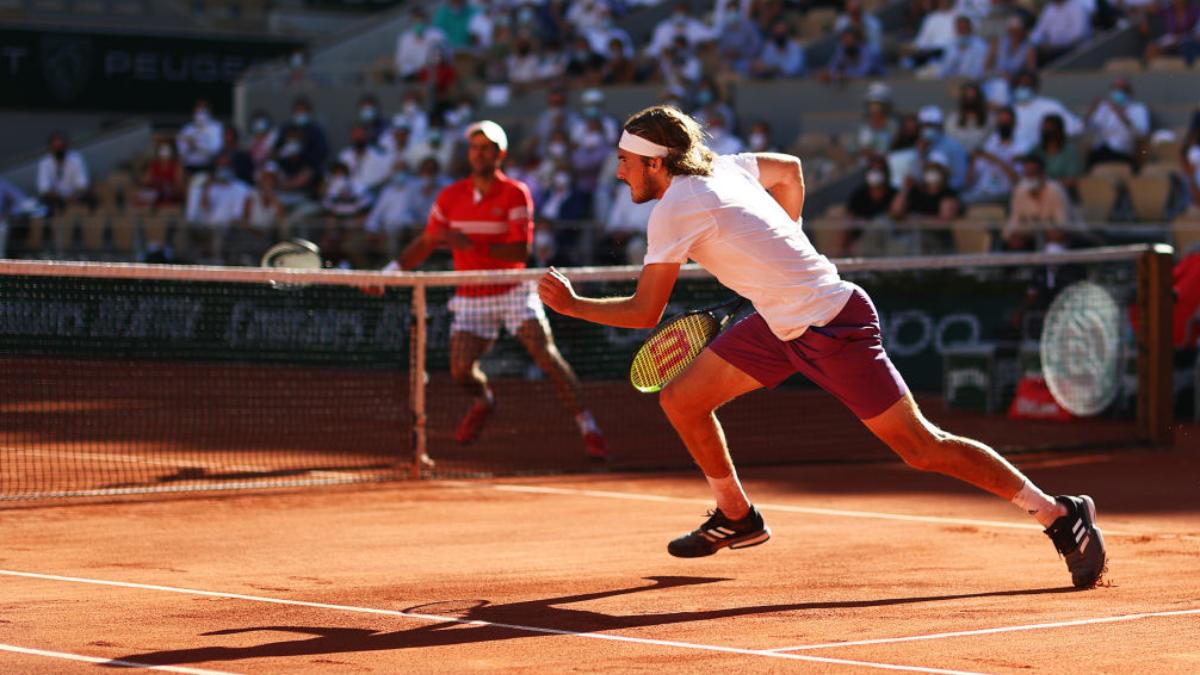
[398,121,608,460]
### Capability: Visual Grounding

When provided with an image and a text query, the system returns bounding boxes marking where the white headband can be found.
[618,130,669,158]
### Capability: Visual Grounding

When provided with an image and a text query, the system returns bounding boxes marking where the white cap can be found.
[581,88,604,105]
[865,81,891,103]
[465,120,508,152]
[927,150,950,168]
[917,105,944,125]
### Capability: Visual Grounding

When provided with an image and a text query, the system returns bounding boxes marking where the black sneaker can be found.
[1044,495,1107,589]
[667,505,771,558]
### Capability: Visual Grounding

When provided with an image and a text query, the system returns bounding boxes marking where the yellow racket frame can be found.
[630,312,721,393]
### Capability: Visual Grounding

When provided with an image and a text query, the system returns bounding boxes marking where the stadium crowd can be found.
[5,0,1200,266]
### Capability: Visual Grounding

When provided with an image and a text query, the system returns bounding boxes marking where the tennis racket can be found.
[629,297,746,393]
[260,239,322,289]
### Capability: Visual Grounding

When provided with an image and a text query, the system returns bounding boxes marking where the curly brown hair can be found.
[623,105,714,177]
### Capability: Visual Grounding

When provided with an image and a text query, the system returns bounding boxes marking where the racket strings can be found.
[630,313,719,392]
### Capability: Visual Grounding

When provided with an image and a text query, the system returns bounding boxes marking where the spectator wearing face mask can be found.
[746,121,777,152]
[856,83,896,159]
[320,161,373,268]
[567,120,609,205]
[658,35,705,90]
[1010,70,1082,152]
[539,130,574,182]
[433,0,477,52]
[1084,77,1150,169]
[715,0,764,76]
[273,97,330,200]
[184,154,251,263]
[176,99,224,174]
[751,19,806,79]
[962,105,1027,204]
[1032,114,1082,195]
[890,152,962,225]
[365,157,447,262]
[598,36,639,84]
[647,2,716,58]
[37,131,90,215]
[534,90,582,155]
[843,157,897,255]
[1029,0,1090,66]
[380,120,414,177]
[404,124,456,177]
[985,17,1037,81]
[569,89,620,148]
[935,15,990,80]
[821,26,884,83]
[836,0,884,53]
[886,112,922,190]
[537,169,591,266]
[393,92,431,145]
[338,124,392,193]
[244,163,285,244]
[1004,154,1078,251]
[691,77,736,130]
[395,7,447,81]
[583,5,635,59]
[356,94,388,145]
[137,138,185,209]
[913,105,970,191]
[220,126,255,185]
[705,113,746,155]
[247,111,277,173]
[945,82,991,151]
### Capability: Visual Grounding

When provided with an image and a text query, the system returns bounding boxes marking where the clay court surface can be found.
[3,438,1199,674]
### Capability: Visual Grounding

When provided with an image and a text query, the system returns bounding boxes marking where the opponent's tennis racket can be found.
[1039,280,1122,416]
[261,238,322,289]
[629,297,746,393]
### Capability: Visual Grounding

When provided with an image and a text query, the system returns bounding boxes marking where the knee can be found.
[659,382,706,421]
[881,427,946,472]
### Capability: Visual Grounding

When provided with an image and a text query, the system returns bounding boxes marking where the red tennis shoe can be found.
[455,399,493,445]
[583,430,610,461]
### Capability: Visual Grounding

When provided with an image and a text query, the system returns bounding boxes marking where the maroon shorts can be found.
[709,286,909,420]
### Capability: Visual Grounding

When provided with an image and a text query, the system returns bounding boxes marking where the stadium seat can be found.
[1148,57,1189,71]
[1150,137,1186,163]
[110,214,139,256]
[803,9,837,40]
[80,213,108,255]
[805,218,843,255]
[822,203,847,220]
[964,203,1007,226]
[1088,162,1134,184]
[1127,175,1172,222]
[1076,175,1120,222]
[1172,210,1200,254]
[952,220,994,253]
[1139,161,1180,179]
[1103,57,1143,74]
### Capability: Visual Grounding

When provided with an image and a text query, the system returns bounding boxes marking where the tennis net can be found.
[0,244,1174,500]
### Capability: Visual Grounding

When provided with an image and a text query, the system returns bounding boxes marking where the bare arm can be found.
[538,262,680,329]
[399,231,439,270]
[752,153,805,221]
[489,241,531,263]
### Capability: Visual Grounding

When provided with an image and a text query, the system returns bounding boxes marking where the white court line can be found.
[767,608,1200,652]
[0,569,987,675]
[0,642,240,674]
[487,484,1140,536]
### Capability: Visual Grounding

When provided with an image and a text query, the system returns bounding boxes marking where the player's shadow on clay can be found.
[105,576,1077,668]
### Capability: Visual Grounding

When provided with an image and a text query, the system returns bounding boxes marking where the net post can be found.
[1137,244,1175,446]
[409,283,429,478]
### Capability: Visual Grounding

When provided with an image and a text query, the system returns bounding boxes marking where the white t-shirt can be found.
[643,154,854,341]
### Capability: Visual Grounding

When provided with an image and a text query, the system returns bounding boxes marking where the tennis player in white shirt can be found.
[538,105,1107,589]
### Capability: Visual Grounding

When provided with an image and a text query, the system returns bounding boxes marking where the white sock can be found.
[1012,480,1065,527]
[706,471,750,520]
[575,410,599,435]
[478,389,495,407]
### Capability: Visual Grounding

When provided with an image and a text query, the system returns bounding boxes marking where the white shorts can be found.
[447,282,546,340]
